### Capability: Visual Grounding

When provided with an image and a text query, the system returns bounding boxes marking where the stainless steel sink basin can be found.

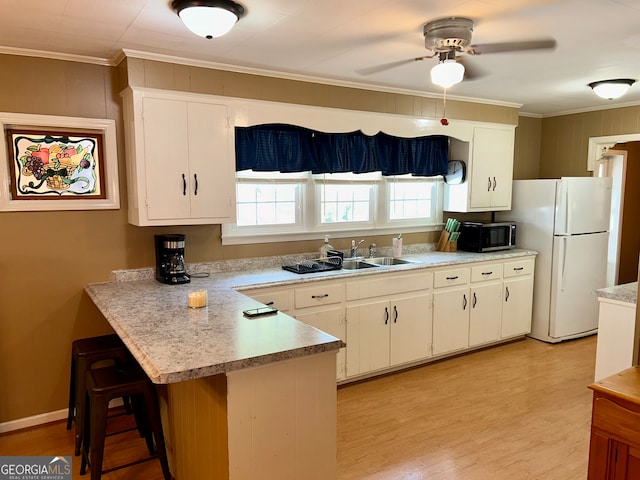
[342,259,379,270]
[364,257,414,266]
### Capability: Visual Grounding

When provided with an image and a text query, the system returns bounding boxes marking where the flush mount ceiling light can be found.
[172,0,245,39]
[430,50,465,88]
[588,79,636,99]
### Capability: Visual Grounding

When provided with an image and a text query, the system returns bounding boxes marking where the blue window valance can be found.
[235,124,448,177]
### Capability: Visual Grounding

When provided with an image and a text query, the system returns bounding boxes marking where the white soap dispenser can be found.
[319,235,333,261]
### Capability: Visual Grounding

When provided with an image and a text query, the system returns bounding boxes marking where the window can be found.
[222,171,443,244]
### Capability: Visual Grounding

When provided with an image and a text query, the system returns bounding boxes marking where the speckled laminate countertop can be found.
[86,246,537,384]
[596,282,637,305]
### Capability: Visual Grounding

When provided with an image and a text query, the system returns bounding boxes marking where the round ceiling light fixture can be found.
[588,79,636,99]
[172,0,245,39]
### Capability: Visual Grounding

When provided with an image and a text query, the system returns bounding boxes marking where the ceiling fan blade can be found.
[457,57,485,81]
[356,55,434,76]
[468,38,556,55]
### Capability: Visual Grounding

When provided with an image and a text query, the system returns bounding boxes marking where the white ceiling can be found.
[2,0,640,116]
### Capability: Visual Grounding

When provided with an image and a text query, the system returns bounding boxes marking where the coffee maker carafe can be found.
[154,234,190,284]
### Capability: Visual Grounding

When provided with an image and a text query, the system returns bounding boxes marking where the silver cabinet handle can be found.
[492,176,497,191]
[505,287,510,302]
[487,177,492,191]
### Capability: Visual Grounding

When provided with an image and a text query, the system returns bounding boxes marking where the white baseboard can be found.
[0,408,68,434]
[0,399,125,434]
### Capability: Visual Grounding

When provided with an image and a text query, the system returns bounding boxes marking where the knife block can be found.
[436,231,457,252]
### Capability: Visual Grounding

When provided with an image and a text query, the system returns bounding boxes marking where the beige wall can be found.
[539,106,640,178]
[0,54,522,424]
[513,116,542,180]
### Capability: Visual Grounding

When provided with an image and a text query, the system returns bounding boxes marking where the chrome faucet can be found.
[350,239,365,258]
[368,243,377,258]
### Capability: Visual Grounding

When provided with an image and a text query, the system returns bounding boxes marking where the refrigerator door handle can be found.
[565,182,572,234]
[560,237,568,292]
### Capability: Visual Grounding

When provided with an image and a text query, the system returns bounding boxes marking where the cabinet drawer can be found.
[503,258,535,278]
[295,283,344,309]
[245,289,291,312]
[434,268,470,288]
[471,264,503,282]
[592,396,640,443]
[346,272,433,301]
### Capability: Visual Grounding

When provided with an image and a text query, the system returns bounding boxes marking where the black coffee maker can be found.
[154,234,190,284]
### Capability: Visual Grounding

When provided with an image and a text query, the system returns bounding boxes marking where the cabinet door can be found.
[502,276,533,338]
[346,300,390,376]
[469,127,514,210]
[469,282,502,347]
[142,97,191,220]
[187,102,234,220]
[390,293,432,366]
[433,287,469,356]
[295,307,346,381]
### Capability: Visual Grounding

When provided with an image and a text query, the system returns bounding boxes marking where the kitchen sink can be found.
[364,257,414,266]
[341,257,417,269]
[342,259,379,270]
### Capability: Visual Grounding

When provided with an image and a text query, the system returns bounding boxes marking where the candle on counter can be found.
[188,290,207,308]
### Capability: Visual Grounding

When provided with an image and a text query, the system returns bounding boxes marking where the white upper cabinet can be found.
[444,126,515,212]
[122,88,236,226]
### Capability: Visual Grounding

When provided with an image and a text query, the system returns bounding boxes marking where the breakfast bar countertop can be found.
[596,281,638,305]
[86,246,537,385]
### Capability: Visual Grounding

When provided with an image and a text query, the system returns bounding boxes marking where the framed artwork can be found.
[0,113,119,211]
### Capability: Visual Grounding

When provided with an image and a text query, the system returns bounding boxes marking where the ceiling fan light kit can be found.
[589,79,636,99]
[172,0,245,39]
[431,60,465,88]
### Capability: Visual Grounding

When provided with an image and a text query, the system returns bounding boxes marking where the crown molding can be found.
[121,49,523,110]
[0,46,115,66]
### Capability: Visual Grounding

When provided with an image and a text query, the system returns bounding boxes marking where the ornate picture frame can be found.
[0,113,119,211]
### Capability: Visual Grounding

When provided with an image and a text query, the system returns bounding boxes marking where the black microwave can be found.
[457,222,516,252]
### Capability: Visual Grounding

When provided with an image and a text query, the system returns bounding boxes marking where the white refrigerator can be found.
[497,177,612,343]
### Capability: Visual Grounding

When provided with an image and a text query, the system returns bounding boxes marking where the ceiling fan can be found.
[359,17,556,87]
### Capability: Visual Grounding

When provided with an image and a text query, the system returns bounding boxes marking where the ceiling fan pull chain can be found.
[440,88,449,126]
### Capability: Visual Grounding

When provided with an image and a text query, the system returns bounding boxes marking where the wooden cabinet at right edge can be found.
[588,367,640,480]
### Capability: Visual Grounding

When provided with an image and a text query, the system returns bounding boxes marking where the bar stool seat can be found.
[67,334,132,456]
[80,361,171,480]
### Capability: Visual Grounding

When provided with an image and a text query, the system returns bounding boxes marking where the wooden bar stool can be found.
[67,334,132,456]
[79,361,171,480]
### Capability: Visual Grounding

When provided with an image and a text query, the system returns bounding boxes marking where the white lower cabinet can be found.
[433,286,470,356]
[295,307,347,381]
[469,263,504,347]
[243,254,535,383]
[345,292,432,376]
[501,258,535,338]
[469,282,503,346]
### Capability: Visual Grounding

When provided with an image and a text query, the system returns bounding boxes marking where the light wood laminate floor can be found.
[0,336,596,479]
[337,336,596,480]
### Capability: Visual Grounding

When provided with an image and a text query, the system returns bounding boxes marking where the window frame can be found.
[221,171,444,245]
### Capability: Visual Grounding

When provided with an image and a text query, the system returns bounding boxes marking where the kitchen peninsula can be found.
[85,246,536,480]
